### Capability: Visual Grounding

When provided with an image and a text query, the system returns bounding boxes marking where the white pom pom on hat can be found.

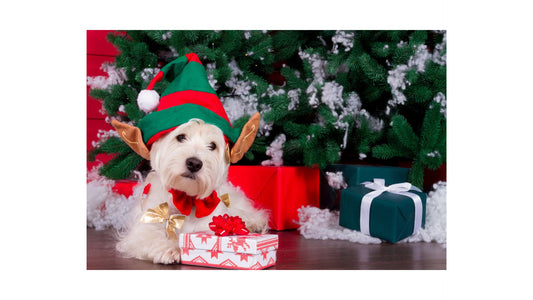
[137,70,163,113]
[137,89,160,113]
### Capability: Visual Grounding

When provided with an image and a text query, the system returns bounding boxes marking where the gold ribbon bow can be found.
[140,202,185,241]
[220,193,230,208]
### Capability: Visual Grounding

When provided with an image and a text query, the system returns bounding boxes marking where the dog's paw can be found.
[246,219,269,234]
[153,246,181,264]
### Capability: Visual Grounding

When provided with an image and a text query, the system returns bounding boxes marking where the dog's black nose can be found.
[185,157,203,173]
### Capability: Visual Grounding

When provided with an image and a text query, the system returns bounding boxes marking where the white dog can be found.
[114,118,269,264]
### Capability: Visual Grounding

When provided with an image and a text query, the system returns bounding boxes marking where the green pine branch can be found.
[87,30,446,181]
[98,152,145,180]
[371,99,445,188]
[391,115,419,152]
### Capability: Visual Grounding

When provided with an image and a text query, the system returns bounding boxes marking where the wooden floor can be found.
[87,227,445,270]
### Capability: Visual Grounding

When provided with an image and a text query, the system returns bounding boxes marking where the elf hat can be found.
[111,53,260,163]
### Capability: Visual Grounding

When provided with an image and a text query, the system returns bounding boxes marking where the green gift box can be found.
[321,165,411,210]
[326,164,410,187]
[339,179,427,243]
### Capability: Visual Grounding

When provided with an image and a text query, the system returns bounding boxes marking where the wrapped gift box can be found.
[326,164,410,186]
[228,166,320,230]
[179,232,278,270]
[319,170,342,210]
[339,181,427,243]
[321,164,410,210]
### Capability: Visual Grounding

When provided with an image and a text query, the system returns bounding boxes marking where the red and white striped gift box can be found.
[179,231,278,270]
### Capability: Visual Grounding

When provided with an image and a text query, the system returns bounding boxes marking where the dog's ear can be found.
[229,112,260,164]
[111,119,151,160]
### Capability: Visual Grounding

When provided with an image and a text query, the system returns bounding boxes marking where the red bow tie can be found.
[169,189,221,218]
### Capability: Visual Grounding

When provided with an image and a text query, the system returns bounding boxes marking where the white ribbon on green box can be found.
[360,178,423,237]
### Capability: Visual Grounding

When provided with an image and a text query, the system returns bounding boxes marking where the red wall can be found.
[86,30,120,170]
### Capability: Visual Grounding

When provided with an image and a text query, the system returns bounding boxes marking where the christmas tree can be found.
[87,30,446,188]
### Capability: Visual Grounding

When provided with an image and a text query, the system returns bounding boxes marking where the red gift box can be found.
[227,166,320,230]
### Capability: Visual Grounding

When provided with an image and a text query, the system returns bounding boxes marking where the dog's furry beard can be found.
[149,119,229,199]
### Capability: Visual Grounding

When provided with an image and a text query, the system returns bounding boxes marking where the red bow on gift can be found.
[170,189,222,218]
[209,214,250,236]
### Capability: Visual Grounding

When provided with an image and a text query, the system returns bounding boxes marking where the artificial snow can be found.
[266,84,285,98]
[325,171,347,189]
[404,181,446,244]
[297,181,446,245]
[331,30,355,54]
[426,151,441,158]
[408,44,432,73]
[257,103,273,137]
[297,206,382,244]
[306,84,320,108]
[228,59,243,77]
[386,35,446,111]
[219,59,261,123]
[328,90,362,149]
[259,121,273,137]
[321,81,344,117]
[91,129,119,148]
[205,63,219,90]
[86,63,127,90]
[261,134,286,166]
[432,31,447,66]
[221,96,258,123]
[287,88,301,110]
[344,92,363,115]
[298,50,327,85]
[168,46,178,58]
[357,109,384,132]
[387,64,410,107]
[299,49,328,108]
[433,92,447,115]
[227,78,253,96]
[140,68,160,83]
[161,31,172,40]
[87,167,141,230]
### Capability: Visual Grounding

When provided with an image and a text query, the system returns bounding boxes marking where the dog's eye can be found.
[176,134,187,142]
[208,142,217,151]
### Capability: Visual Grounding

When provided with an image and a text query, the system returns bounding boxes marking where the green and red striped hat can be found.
[136,53,241,147]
